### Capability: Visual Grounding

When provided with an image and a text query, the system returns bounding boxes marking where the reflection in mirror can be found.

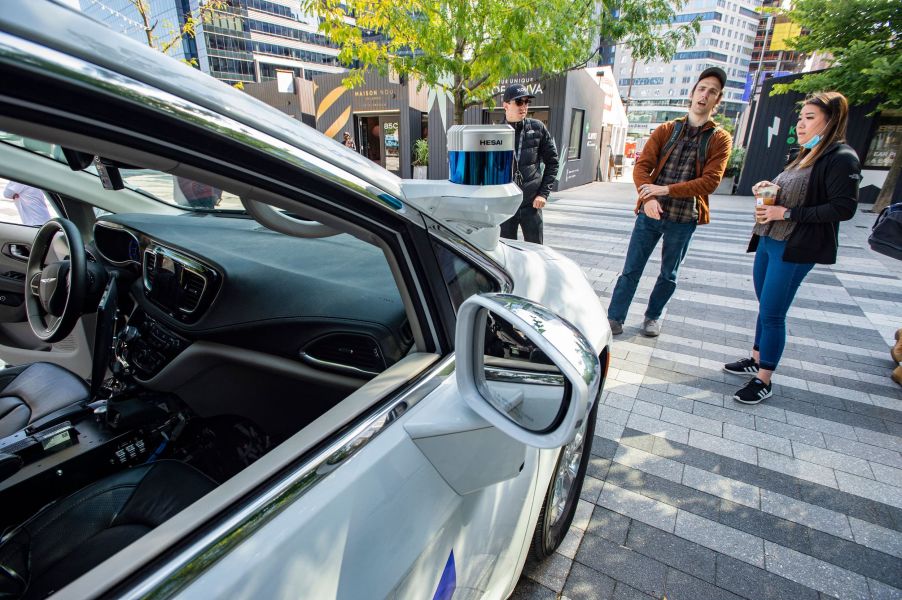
[478,308,568,433]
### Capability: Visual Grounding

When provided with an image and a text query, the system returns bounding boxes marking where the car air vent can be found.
[301,334,386,376]
[143,251,157,289]
[178,270,206,313]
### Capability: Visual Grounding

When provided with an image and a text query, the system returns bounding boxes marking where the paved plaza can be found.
[516,182,902,600]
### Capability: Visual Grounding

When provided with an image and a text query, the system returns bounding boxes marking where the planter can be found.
[413,165,428,180]
[714,175,735,195]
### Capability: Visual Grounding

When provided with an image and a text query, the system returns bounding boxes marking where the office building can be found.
[80,0,346,85]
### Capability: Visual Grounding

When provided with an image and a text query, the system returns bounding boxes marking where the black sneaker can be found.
[733,378,772,404]
[724,357,759,375]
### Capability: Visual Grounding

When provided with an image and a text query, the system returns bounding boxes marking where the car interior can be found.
[0,130,442,599]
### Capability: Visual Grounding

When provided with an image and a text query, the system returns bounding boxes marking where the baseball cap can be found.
[697,67,727,91]
[503,83,535,103]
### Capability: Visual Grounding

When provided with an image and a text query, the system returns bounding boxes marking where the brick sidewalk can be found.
[515,182,902,600]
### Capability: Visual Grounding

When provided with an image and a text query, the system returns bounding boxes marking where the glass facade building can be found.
[601,0,761,137]
[80,0,346,85]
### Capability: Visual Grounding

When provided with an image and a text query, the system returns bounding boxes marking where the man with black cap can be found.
[607,67,733,337]
[499,83,559,244]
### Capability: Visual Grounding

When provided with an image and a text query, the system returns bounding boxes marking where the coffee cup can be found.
[755,183,780,223]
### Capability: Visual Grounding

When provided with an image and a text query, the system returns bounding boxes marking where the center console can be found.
[116,312,188,379]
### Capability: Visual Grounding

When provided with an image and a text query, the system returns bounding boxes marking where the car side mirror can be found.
[456,293,601,449]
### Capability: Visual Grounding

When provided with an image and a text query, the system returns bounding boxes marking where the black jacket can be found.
[510,118,559,206]
[747,142,861,264]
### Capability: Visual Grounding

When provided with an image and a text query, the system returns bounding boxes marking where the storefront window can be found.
[568,109,584,160]
[864,116,902,168]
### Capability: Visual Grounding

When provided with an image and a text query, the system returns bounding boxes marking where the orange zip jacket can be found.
[633,117,733,225]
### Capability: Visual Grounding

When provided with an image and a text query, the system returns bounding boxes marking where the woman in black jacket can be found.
[723,91,861,404]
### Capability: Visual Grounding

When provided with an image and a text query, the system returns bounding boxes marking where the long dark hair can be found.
[789,91,849,169]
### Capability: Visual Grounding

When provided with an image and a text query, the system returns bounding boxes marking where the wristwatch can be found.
[783,209,792,220]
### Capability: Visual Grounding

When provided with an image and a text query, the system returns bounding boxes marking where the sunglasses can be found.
[513,98,532,106]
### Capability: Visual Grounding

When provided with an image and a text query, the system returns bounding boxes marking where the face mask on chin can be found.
[802,123,829,149]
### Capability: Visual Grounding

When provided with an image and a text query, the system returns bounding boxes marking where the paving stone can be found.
[675,510,765,568]
[562,560,616,600]
[806,529,902,589]
[688,430,758,464]
[823,435,902,469]
[605,463,722,521]
[651,435,725,471]
[798,481,900,532]
[580,474,603,504]
[754,417,826,447]
[618,428,657,453]
[598,482,678,533]
[591,435,618,459]
[715,553,819,600]
[624,521,717,584]
[661,407,724,435]
[664,567,745,600]
[855,428,902,453]
[718,499,811,554]
[835,471,902,509]
[723,423,793,455]
[763,540,871,599]
[784,412,859,440]
[587,456,612,482]
[758,449,839,489]
[759,489,853,540]
[586,505,632,545]
[524,551,572,593]
[849,516,902,559]
[693,403,756,430]
[612,582,656,600]
[614,445,684,483]
[626,413,690,444]
[510,577,558,600]
[575,532,668,598]
[682,465,760,509]
[870,462,902,488]
[868,578,902,600]
[557,526,585,560]
[636,386,694,413]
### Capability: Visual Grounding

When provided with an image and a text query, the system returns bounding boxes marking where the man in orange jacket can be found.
[608,67,733,337]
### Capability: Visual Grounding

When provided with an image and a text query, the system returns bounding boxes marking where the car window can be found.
[432,241,497,309]
[0,131,243,213]
[0,178,60,227]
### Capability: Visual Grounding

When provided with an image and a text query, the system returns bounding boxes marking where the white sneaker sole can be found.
[733,388,772,404]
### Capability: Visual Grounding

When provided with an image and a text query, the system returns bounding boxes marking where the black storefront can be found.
[424,70,607,190]
[313,71,428,177]
[739,72,901,205]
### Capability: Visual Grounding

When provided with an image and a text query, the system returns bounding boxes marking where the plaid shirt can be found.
[653,124,702,223]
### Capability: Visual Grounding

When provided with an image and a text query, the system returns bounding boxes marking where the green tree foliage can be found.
[127,0,226,62]
[304,0,698,124]
[770,0,901,209]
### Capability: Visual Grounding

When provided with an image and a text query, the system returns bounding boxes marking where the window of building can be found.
[567,109,584,160]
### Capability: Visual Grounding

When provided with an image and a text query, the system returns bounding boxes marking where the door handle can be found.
[6,244,30,261]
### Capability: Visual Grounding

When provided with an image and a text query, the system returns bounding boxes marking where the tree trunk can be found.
[872,137,901,213]
[454,89,466,125]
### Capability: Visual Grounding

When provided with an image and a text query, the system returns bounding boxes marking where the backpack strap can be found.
[660,118,685,159]
[698,126,720,169]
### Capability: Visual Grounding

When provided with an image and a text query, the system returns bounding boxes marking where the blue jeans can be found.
[608,214,697,323]
[753,236,815,371]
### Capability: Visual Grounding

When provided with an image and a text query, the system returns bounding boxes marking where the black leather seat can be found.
[0,363,89,438]
[0,460,215,599]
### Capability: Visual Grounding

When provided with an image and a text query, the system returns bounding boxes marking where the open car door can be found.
[0,168,92,378]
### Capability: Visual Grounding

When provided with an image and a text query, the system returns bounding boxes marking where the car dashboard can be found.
[92,213,412,381]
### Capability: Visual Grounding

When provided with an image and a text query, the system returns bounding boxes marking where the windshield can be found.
[0,131,243,212]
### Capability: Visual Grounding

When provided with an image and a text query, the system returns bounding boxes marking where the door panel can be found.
[0,221,93,378]
[175,373,542,599]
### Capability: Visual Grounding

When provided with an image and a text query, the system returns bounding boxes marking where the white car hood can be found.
[489,241,611,354]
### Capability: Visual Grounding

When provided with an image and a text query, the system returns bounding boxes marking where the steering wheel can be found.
[25,218,87,343]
